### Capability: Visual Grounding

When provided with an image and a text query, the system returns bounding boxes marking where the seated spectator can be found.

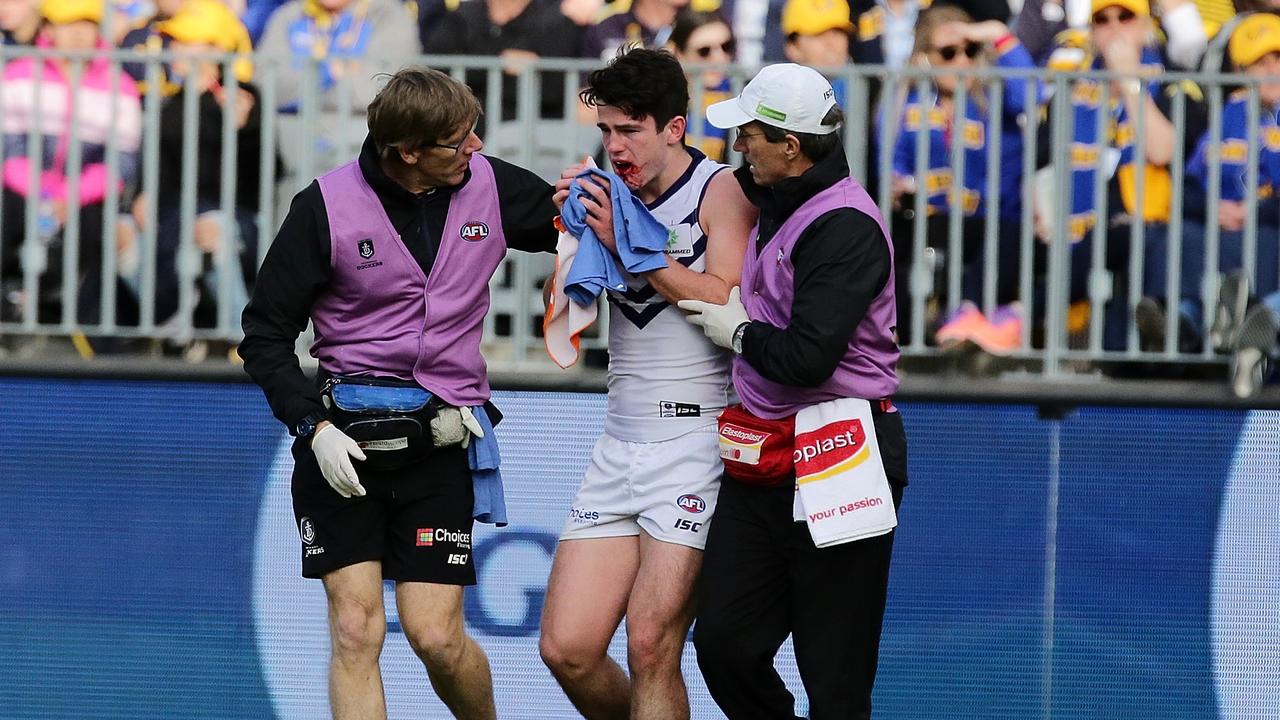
[581,0,688,61]
[0,0,142,328]
[1144,12,1280,354]
[1037,0,1204,352]
[1015,0,1207,69]
[118,0,184,98]
[0,0,40,46]
[781,0,853,105]
[782,0,892,194]
[424,0,582,178]
[888,5,1038,353]
[423,0,581,126]
[258,0,419,178]
[124,0,275,354]
[670,7,735,161]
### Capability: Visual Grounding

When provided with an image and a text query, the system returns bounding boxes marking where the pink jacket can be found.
[1,37,143,206]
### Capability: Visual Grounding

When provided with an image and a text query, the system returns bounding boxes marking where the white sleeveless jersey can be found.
[605,149,735,443]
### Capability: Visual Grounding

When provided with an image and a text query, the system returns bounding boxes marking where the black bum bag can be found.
[322,375,438,471]
[320,375,504,471]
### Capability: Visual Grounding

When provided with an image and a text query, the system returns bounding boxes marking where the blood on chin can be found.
[612,161,643,187]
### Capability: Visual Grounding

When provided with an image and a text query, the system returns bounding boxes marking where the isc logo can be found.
[460,221,489,241]
[446,553,469,565]
[673,518,703,532]
[676,494,706,514]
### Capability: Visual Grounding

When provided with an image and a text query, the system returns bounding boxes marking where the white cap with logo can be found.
[706,63,840,135]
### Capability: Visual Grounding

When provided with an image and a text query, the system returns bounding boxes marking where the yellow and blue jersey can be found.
[890,41,1040,221]
[1050,46,1201,237]
[1187,92,1280,208]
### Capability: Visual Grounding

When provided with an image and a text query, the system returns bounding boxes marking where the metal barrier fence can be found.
[0,48,1273,374]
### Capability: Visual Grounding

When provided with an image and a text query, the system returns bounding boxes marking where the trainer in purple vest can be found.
[734,176,900,419]
[312,153,507,407]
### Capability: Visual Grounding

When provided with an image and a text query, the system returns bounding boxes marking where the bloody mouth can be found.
[613,161,641,185]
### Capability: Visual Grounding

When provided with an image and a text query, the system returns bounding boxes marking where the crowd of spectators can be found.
[0,0,1275,393]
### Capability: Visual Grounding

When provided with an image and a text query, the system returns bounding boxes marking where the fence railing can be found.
[0,48,1274,375]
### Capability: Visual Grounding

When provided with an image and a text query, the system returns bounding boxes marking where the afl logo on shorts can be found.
[676,494,707,514]
[460,221,489,241]
[299,517,316,545]
[358,239,374,259]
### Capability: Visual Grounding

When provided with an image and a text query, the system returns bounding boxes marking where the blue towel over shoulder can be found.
[560,167,670,306]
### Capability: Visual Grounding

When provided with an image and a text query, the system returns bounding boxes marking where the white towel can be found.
[543,230,599,368]
[793,398,897,548]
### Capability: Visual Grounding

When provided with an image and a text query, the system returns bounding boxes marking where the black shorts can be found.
[291,439,477,585]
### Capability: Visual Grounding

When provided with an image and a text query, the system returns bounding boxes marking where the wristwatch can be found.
[731,322,749,355]
[295,410,328,440]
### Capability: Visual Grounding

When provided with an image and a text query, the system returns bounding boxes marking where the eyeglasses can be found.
[692,39,736,59]
[934,41,983,62]
[734,129,766,143]
[1091,8,1137,25]
[428,119,479,155]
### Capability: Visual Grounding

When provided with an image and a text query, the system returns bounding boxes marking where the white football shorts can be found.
[559,427,721,549]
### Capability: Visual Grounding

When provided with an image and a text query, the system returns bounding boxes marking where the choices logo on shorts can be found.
[416,528,434,546]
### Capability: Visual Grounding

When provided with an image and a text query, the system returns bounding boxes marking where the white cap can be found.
[706,63,840,135]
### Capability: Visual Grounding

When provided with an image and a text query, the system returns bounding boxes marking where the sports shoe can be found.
[1135,297,1166,352]
[1230,304,1279,399]
[971,302,1025,356]
[934,301,988,350]
[1135,297,1201,353]
[1209,270,1250,353]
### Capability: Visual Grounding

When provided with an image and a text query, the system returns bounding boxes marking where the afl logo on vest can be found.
[460,221,489,241]
[793,419,870,478]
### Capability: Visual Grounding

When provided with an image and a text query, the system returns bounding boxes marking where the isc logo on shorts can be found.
[675,494,706,514]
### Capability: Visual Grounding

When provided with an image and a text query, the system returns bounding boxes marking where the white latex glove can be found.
[432,406,486,449]
[310,424,367,498]
[460,406,485,449]
[678,286,750,350]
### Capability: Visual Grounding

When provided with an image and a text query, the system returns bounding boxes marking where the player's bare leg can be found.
[625,533,702,720]
[540,536,640,719]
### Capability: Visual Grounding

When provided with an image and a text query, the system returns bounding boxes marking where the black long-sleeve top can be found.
[152,82,279,213]
[240,135,558,430]
[735,146,894,388]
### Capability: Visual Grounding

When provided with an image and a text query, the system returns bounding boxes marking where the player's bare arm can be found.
[646,169,756,306]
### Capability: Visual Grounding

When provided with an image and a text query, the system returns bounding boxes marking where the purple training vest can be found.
[311,153,507,407]
[735,176,900,419]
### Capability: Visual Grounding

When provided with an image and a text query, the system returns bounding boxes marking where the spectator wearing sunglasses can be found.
[1014,0,1207,69]
[1141,12,1280,362]
[1035,0,1207,353]
[671,7,737,161]
[887,5,1040,353]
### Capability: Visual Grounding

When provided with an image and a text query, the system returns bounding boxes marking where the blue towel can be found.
[560,168,670,306]
[467,407,507,527]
